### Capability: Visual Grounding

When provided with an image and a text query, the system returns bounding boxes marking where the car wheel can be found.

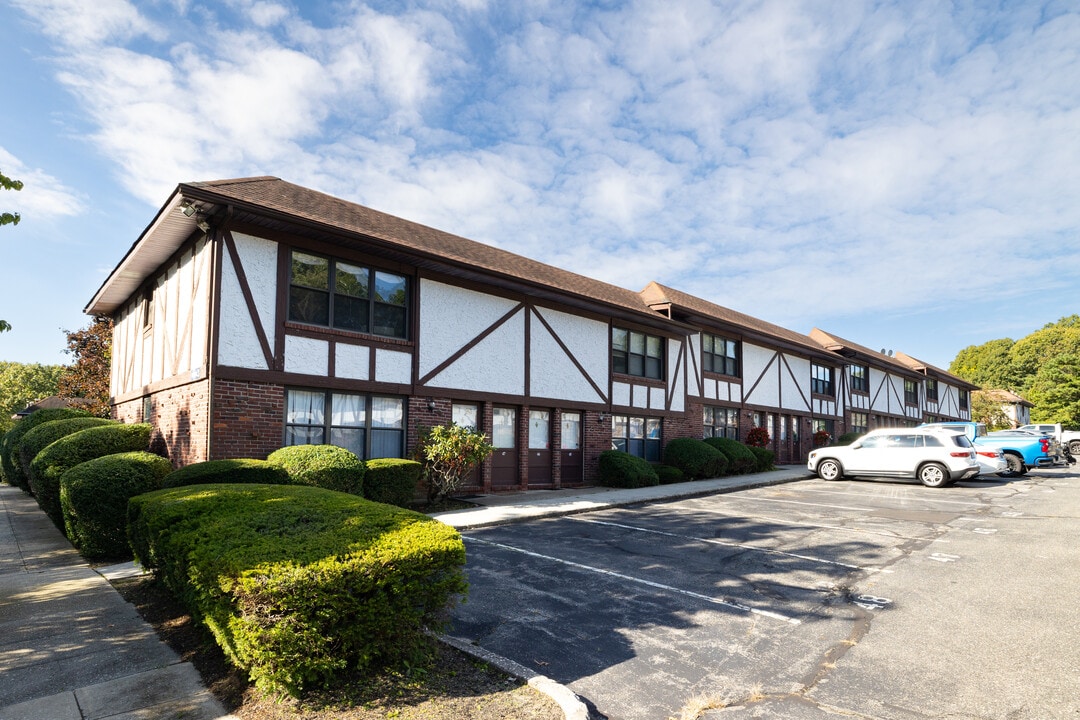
[1070,440,1080,456]
[996,453,1024,477]
[817,458,843,481]
[918,462,949,488]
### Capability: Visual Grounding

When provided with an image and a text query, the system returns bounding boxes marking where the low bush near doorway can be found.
[654,464,686,484]
[703,437,758,474]
[663,438,729,479]
[127,483,468,697]
[598,450,660,488]
[364,458,422,507]
[748,446,775,472]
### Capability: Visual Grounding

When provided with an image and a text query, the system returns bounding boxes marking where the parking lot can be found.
[448,467,1080,719]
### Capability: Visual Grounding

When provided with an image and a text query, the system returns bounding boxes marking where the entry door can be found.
[527,409,552,488]
[452,402,481,488]
[560,412,583,485]
[491,407,518,488]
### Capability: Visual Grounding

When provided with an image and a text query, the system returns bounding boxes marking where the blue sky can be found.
[1,0,1077,372]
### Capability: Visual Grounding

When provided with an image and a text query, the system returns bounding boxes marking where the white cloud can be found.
[0,147,85,220]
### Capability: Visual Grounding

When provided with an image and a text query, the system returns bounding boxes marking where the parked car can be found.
[972,445,1008,475]
[807,427,980,488]
[919,422,1065,476]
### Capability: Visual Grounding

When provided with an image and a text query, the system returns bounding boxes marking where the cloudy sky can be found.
[1,0,1077,371]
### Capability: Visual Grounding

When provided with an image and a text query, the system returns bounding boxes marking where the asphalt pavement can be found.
[0,467,808,720]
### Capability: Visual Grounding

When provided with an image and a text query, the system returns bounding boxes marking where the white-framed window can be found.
[285,389,404,459]
[612,415,661,461]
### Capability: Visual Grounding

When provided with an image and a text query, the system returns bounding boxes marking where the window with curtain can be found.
[285,389,403,459]
[703,406,739,440]
[612,414,661,461]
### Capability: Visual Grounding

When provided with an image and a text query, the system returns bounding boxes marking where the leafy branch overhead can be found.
[1,170,23,227]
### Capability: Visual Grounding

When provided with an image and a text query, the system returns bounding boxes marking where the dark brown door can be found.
[491,406,518,488]
[559,411,583,485]
[527,409,552,488]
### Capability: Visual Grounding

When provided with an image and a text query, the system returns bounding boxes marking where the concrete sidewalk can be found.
[0,483,235,720]
[0,466,808,720]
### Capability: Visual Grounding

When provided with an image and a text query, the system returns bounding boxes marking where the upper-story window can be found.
[612,327,664,380]
[959,389,969,410]
[288,250,408,339]
[904,379,919,406]
[926,378,938,402]
[702,333,739,377]
[851,364,869,393]
[811,363,834,396]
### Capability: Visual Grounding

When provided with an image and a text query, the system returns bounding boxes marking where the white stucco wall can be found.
[335,344,370,380]
[743,343,780,407]
[218,247,269,369]
[419,280,520,379]
[231,233,278,337]
[424,308,526,395]
[529,308,607,403]
[284,335,328,376]
[375,348,412,385]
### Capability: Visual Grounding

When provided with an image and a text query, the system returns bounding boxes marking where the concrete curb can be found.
[438,633,590,720]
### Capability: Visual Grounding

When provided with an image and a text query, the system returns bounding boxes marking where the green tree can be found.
[1008,315,1080,392]
[57,316,113,417]
[970,390,1013,431]
[416,423,494,504]
[1,170,23,333]
[949,338,1017,389]
[0,362,65,436]
[1025,353,1080,427]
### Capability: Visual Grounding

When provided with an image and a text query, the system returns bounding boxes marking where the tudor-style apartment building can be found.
[85,177,977,492]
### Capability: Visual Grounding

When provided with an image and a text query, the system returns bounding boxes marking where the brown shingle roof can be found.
[642,282,837,359]
[182,177,665,323]
[894,351,979,389]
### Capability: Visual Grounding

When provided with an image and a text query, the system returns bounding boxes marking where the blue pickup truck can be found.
[919,421,1065,476]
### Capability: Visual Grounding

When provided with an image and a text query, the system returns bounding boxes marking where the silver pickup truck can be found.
[1018,423,1079,460]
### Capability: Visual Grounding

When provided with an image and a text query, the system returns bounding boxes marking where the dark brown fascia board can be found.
[675,310,842,365]
[179,184,696,337]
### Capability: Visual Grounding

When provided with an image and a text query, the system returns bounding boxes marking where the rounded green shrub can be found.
[267,444,365,494]
[663,438,729,479]
[60,451,173,560]
[364,458,422,507]
[836,432,862,446]
[162,459,291,489]
[30,423,151,529]
[17,418,117,482]
[128,484,467,697]
[703,437,757,474]
[654,465,686,485]
[1,408,91,492]
[748,446,775,472]
[598,450,659,488]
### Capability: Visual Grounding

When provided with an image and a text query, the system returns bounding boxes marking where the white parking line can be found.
[720,496,958,520]
[463,535,801,625]
[794,486,990,508]
[670,504,926,542]
[570,517,871,572]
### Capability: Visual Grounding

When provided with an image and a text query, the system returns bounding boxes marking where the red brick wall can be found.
[113,380,211,468]
[210,379,286,460]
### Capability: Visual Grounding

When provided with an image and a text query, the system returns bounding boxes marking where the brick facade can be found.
[113,379,212,468]
[209,379,287,461]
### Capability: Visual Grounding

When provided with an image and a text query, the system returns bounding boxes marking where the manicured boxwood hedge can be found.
[1,408,91,492]
[663,438,729,479]
[127,483,468,696]
[703,437,758,474]
[363,458,422,507]
[60,451,173,560]
[29,423,151,528]
[161,458,291,488]
[17,418,117,481]
[267,444,365,494]
[598,450,659,488]
[654,464,686,485]
[748,446,775,472]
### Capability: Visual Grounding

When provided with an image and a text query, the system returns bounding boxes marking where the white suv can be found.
[807,427,980,487]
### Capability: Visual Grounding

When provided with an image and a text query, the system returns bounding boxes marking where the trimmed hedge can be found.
[29,423,151,528]
[17,418,117,482]
[162,459,291,489]
[598,450,659,488]
[663,438,729,479]
[364,458,422,507]
[654,465,686,485]
[1,408,91,491]
[837,432,862,446]
[60,451,173,560]
[267,445,365,494]
[127,484,468,696]
[703,437,758,474]
[748,446,775,472]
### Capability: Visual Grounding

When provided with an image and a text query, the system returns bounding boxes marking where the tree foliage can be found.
[57,316,113,418]
[949,316,1080,428]
[1,170,23,333]
[0,362,64,436]
[970,391,1013,431]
